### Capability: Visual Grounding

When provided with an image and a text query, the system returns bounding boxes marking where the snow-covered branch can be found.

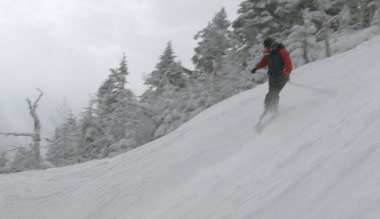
[27,89,43,137]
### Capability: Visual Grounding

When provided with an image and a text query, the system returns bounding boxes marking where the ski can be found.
[255,110,276,133]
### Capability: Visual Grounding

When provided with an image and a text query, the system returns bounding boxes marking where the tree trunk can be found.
[211,60,218,104]
[27,89,43,169]
[318,1,331,57]
[302,31,310,64]
[378,0,380,30]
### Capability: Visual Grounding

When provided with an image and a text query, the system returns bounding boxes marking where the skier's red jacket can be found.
[256,44,293,80]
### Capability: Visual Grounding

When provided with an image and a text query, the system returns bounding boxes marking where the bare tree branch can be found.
[0,132,35,137]
[1,147,27,155]
[27,89,43,114]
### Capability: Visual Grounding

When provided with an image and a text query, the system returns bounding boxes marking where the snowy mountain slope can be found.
[1,36,380,219]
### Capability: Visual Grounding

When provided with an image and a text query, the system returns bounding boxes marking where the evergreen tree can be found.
[110,53,128,90]
[106,89,138,156]
[145,42,186,93]
[152,85,188,138]
[10,147,35,172]
[184,7,258,125]
[142,42,188,138]
[94,55,130,157]
[96,55,130,120]
[233,0,290,47]
[286,9,320,67]
[92,54,151,158]
[76,99,100,162]
[46,113,80,166]
[193,8,233,74]
[353,0,378,29]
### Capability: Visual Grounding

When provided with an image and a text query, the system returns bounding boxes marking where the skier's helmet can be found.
[263,37,275,49]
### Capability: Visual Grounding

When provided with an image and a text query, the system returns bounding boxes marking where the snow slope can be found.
[1,36,380,219]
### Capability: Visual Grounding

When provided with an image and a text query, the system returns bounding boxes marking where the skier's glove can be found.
[251,68,257,74]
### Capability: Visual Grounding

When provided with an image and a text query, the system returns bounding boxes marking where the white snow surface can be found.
[2,36,380,219]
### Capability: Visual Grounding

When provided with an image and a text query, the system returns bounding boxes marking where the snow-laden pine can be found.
[142,41,189,139]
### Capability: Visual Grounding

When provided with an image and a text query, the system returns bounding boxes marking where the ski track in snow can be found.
[1,36,380,219]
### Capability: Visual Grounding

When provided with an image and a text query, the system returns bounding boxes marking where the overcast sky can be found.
[0,0,242,149]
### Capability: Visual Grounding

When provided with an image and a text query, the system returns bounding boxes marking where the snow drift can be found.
[1,36,380,219]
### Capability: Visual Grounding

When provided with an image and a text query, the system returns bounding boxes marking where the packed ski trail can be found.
[1,36,380,219]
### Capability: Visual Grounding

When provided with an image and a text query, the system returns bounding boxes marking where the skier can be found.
[251,37,293,113]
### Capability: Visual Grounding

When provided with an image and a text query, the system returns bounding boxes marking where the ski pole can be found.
[288,80,334,95]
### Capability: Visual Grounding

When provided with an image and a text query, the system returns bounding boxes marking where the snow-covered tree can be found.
[193,8,233,74]
[142,42,189,138]
[357,0,378,28]
[337,5,353,32]
[0,151,9,173]
[151,85,188,138]
[189,8,235,111]
[46,113,80,166]
[106,89,139,156]
[10,147,35,172]
[75,99,100,162]
[286,9,320,67]
[233,0,290,47]
[371,0,380,28]
[145,42,187,93]
[93,54,146,158]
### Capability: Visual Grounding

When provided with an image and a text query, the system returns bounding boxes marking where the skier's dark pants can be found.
[264,79,287,112]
